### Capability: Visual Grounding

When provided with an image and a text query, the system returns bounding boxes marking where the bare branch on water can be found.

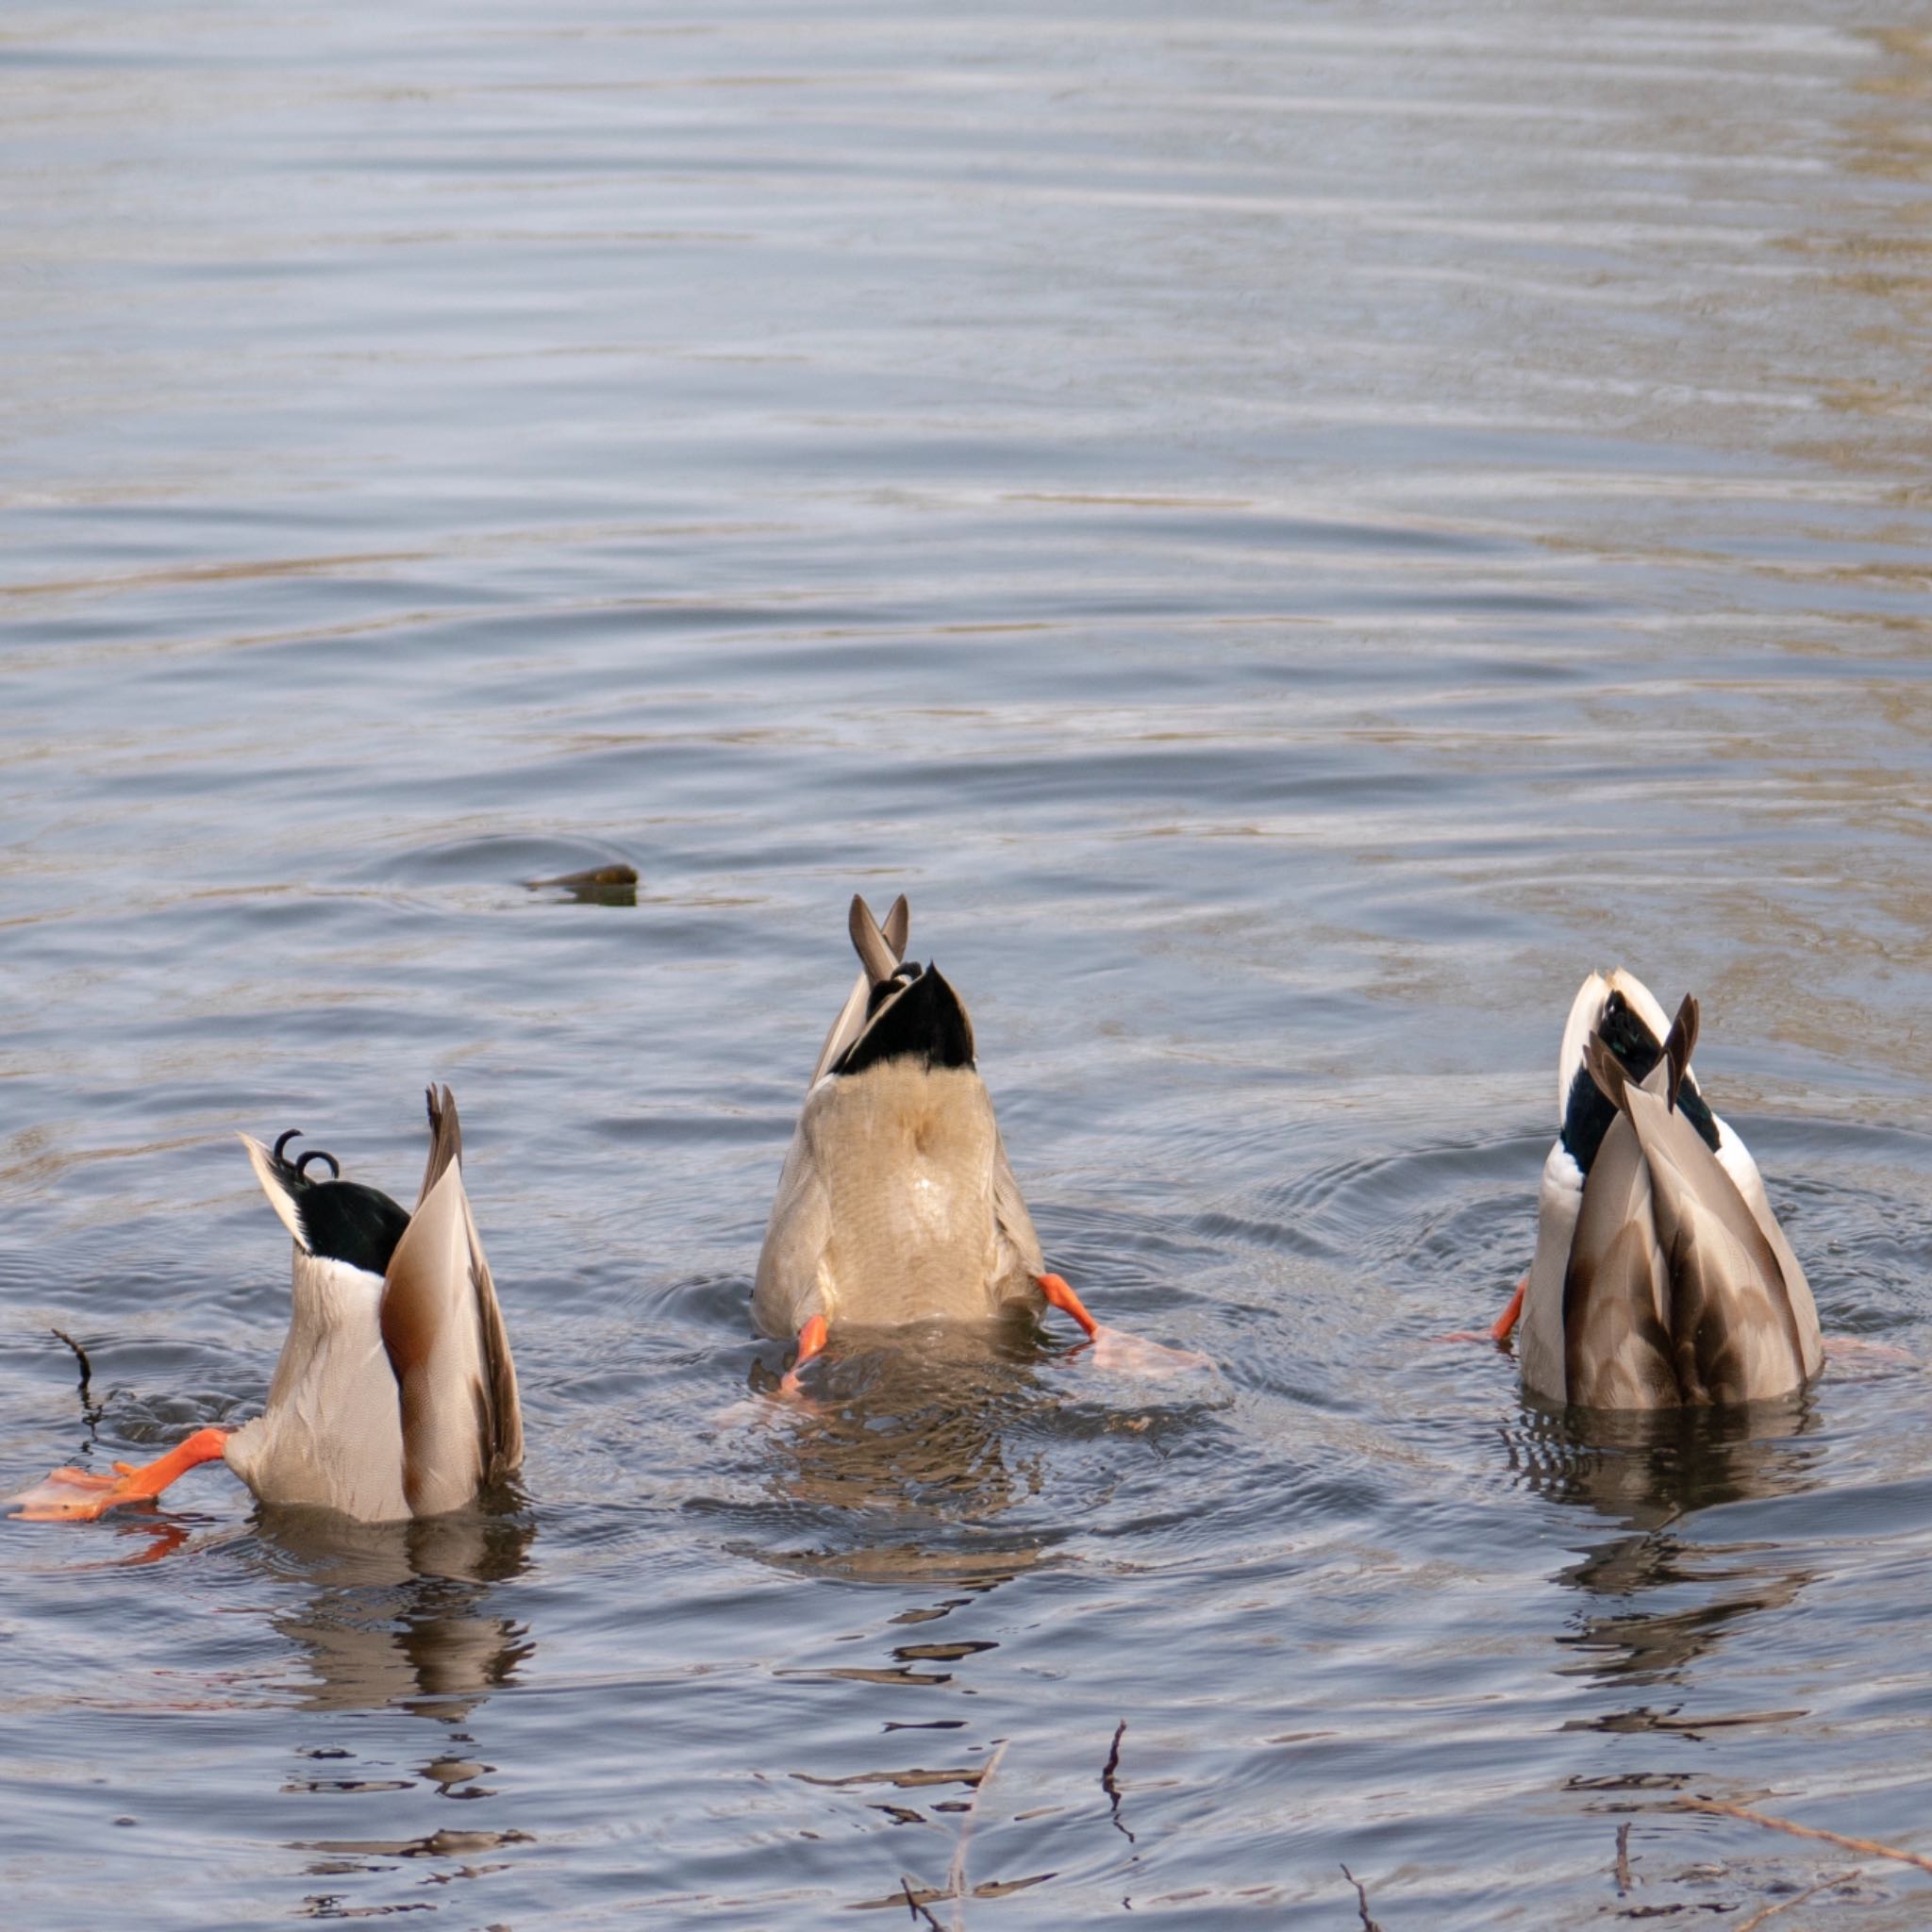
[899,1874,943,1930]
[1675,1795,1932,1874]
[1341,1863,1385,1931]
[51,1327,92,1398]
[50,1326,105,1434]
[1102,1720,1135,1843]
[1732,1869,1863,1932]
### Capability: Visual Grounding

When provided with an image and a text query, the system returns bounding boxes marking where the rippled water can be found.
[6,3,1932,1925]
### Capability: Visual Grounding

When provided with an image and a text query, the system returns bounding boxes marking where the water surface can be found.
[5,2,1932,1925]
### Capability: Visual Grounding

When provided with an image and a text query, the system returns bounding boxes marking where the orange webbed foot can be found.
[1035,1273,1211,1376]
[8,1427,228,1524]
[1824,1334,1915,1364]
[8,1466,135,1523]
[1435,1273,1527,1345]
[1083,1327,1214,1376]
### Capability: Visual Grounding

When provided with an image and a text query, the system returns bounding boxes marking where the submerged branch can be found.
[1341,1863,1385,1932]
[1102,1720,1134,1843]
[51,1326,92,1398]
[899,1874,943,1930]
[1733,1869,1863,1932]
[1675,1796,1932,1874]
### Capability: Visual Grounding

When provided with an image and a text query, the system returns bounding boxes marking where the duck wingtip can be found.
[416,1082,464,1208]
[847,892,908,986]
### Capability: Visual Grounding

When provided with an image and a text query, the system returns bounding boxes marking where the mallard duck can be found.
[754,893,1141,1384]
[12,1086,520,1523]
[1495,971,1822,1407]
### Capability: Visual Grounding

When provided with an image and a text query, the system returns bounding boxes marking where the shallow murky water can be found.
[5,3,1932,1925]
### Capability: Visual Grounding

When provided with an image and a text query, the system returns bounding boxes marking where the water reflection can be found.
[744,1326,1058,1879]
[1505,1393,1824,1529]
[1505,1398,1824,1696]
[747,1320,1058,1590]
[256,1505,536,1721]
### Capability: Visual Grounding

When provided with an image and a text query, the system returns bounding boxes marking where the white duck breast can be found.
[224,1245,411,1520]
[1520,972,1822,1408]
[755,894,1046,1339]
[229,1087,522,1520]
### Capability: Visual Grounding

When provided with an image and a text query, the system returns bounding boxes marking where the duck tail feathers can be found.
[239,1132,312,1250]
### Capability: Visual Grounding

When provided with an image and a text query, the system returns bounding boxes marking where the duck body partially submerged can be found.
[758,1050,1045,1333]
[1515,971,1822,1409]
[229,1086,521,1518]
[755,895,1056,1356]
[13,1086,520,1524]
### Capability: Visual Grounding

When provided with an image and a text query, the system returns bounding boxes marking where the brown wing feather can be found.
[422,1083,519,1475]
[879,893,909,959]
[416,1083,462,1210]
[848,892,902,988]
[1562,1113,1676,1408]
[1621,1077,1808,1403]
[1662,994,1699,1110]
[382,1086,522,1514]
[1584,1033,1630,1112]
[1660,1173,1806,1405]
[466,1200,523,1482]
[810,898,912,1087]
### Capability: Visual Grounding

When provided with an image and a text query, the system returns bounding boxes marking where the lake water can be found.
[5,3,1932,1926]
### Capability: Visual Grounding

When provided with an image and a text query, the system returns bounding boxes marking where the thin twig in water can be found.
[1102,1720,1135,1843]
[1341,1864,1385,1932]
[1675,1796,1932,1874]
[948,1740,1008,1932]
[1732,1868,1862,1932]
[899,1874,943,1930]
[51,1327,92,1398]
[51,1326,104,1433]
[1615,1822,1633,1894]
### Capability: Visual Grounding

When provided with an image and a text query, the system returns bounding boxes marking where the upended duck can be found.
[754,893,1190,1384]
[12,1086,520,1523]
[1492,970,1822,1408]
